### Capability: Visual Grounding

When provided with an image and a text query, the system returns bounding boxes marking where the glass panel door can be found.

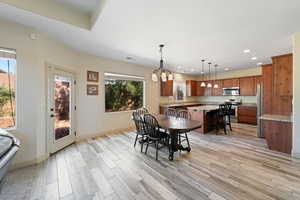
[48,67,75,154]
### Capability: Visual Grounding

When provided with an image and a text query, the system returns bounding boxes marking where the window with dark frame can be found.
[104,73,145,112]
[0,48,16,129]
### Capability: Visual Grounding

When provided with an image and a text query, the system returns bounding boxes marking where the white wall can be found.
[293,33,300,158]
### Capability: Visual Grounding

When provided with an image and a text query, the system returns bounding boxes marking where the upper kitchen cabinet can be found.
[239,76,255,96]
[272,54,293,97]
[212,80,223,96]
[254,76,263,95]
[196,81,205,96]
[186,80,198,96]
[222,78,239,88]
[262,64,274,114]
[160,80,173,96]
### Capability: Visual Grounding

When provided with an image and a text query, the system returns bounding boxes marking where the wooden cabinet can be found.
[237,106,257,125]
[262,54,293,116]
[222,78,239,88]
[272,54,293,96]
[186,80,198,96]
[239,76,255,96]
[262,65,273,114]
[254,76,263,95]
[196,81,204,96]
[262,120,292,154]
[212,80,223,96]
[160,80,173,96]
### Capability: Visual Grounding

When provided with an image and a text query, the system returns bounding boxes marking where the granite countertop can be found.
[187,105,220,111]
[238,103,257,107]
[260,114,293,123]
[160,101,257,108]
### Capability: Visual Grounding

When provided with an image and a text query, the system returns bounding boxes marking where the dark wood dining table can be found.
[153,114,202,161]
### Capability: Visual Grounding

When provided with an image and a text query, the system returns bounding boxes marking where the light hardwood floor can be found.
[1,123,300,200]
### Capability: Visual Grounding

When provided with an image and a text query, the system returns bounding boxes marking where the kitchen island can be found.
[187,106,219,134]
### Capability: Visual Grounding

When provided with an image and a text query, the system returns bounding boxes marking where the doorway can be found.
[47,66,76,154]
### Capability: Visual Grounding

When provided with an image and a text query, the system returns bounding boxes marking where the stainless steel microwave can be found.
[223,87,240,96]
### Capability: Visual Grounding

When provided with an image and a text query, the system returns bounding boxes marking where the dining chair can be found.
[176,110,191,152]
[217,104,232,135]
[132,111,148,152]
[165,108,177,117]
[143,114,169,160]
[136,107,149,116]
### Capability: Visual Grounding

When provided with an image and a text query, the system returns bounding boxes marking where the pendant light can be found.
[200,60,206,87]
[151,44,173,82]
[207,62,212,88]
[213,64,219,88]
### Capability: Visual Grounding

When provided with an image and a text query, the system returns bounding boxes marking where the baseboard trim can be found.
[76,126,135,142]
[9,154,49,172]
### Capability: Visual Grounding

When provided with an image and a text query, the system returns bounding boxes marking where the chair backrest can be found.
[219,104,229,116]
[165,108,176,117]
[143,114,161,139]
[136,107,149,116]
[132,111,145,134]
[177,110,191,120]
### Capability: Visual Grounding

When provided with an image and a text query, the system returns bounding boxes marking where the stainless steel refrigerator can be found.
[257,83,264,137]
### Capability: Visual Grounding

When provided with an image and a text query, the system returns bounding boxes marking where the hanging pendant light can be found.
[207,62,212,88]
[214,64,219,88]
[200,59,206,87]
[151,44,173,82]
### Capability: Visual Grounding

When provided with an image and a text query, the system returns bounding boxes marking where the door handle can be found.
[50,114,55,118]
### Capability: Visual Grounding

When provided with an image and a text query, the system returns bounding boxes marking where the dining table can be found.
[153,114,202,161]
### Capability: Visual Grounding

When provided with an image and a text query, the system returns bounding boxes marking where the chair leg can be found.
[228,115,232,131]
[179,133,182,153]
[223,120,227,135]
[134,134,138,148]
[140,135,144,153]
[155,141,159,160]
[185,132,191,149]
[145,138,149,155]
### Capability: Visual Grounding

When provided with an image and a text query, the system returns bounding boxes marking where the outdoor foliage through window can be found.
[0,58,16,128]
[105,76,144,112]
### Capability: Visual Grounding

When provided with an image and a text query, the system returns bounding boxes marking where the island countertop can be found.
[187,105,219,112]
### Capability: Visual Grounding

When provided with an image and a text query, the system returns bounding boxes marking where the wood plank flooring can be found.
[1,123,300,200]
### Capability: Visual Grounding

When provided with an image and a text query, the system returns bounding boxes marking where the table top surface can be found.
[153,114,202,131]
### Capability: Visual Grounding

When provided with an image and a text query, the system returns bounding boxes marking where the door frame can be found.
[46,64,77,154]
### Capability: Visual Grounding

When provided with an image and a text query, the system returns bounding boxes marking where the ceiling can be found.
[0,0,300,74]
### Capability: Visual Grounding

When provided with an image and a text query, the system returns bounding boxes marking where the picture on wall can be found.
[173,81,186,100]
[87,84,99,95]
[87,71,99,82]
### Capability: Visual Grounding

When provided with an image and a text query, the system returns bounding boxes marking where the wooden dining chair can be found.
[143,114,169,160]
[217,104,232,135]
[165,108,177,117]
[176,110,191,152]
[132,110,148,152]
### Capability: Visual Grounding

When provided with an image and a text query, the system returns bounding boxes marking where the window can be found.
[104,72,145,112]
[0,48,16,129]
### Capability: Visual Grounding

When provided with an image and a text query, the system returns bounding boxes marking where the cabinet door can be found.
[186,80,197,96]
[196,81,204,96]
[204,81,212,96]
[240,77,255,96]
[212,80,223,96]
[232,78,240,87]
[222,79,233,88]
[262,65,273,114]
[272,54,293,96]
[160,80,173,96]
[254,76,263,95]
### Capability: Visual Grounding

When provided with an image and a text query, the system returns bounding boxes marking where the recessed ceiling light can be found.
[224,68,229,71]
[257,62,263,65]
[251,57,257,60]
[243,49,250,53]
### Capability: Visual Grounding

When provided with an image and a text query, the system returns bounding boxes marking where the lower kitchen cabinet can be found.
[237,106,257,125]
[262,119,292,154]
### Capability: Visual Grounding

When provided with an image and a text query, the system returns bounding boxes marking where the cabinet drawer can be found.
[238,109,257,117]
[238,116,257,125]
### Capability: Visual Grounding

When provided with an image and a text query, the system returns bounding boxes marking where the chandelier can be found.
[151,44,173,82]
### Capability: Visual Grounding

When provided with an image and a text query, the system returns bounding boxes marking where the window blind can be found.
[0,47,16,59]
[104,72,144,81]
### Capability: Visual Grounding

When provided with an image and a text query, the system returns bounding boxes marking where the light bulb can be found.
[201,82,206,87]
[152,73,158,82]
[207,83,212,88]
[214,84,219,88]
[168,73,173,81]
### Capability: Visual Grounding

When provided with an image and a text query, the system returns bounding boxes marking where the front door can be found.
[48,66,76,153]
